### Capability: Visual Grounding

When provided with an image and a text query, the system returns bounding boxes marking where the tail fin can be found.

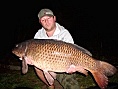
[92,71,108,89]
[90,61,117,89]
[100,61,117,76]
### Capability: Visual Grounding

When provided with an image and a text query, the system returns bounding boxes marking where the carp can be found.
[12,39,117,89]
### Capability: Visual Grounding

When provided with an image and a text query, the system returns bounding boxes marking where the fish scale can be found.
[12,39,117,89]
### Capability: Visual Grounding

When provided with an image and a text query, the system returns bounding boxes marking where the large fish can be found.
[12,39,117,89]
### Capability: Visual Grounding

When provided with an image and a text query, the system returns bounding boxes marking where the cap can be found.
[38,8,54,19]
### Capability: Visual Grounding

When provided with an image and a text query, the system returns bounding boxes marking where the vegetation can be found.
[0,53,118,89]
[0,67,118,89]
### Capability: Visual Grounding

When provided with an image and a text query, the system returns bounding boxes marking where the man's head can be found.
[38,9,54,20]
[38,8,56,32]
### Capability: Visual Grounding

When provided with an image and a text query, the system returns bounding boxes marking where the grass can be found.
[0,65,118,89]
[0,54,118,89]
[0,67,44,89]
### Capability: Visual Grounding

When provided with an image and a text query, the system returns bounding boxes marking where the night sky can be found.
[1,1,118,59]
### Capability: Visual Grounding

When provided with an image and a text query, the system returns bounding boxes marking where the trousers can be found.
[35,67,80,89]
[56,73,79,89]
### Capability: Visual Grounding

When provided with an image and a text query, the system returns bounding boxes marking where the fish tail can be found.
[91,61,117,89]
[92,71,108,89]
[100,61,117,76]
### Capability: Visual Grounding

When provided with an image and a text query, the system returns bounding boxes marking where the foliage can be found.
[0,66,118,89]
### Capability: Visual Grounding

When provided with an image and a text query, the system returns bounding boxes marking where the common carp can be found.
[12,39,117,89]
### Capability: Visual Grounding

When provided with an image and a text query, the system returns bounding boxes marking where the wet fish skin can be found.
[12,39,117,89]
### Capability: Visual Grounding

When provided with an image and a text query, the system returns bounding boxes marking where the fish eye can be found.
[16,44,18,47]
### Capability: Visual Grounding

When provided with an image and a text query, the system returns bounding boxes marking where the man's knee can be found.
[56,73,80,89]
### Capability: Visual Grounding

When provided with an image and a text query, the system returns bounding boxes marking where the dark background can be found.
[1,1,118,60]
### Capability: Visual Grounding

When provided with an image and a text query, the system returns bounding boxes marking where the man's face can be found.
[40,15,56,32]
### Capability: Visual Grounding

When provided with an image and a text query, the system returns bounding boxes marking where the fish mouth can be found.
[12,52,21,59]
[12,48,16,54]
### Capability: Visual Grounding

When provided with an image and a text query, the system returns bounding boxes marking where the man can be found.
[34,8,79,89]
[34,8,91,89]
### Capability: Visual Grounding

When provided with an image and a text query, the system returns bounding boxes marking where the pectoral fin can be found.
[22,56,28,74]
[43,71,55,86]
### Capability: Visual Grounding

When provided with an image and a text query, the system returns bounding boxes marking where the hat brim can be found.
[40,14,54,19]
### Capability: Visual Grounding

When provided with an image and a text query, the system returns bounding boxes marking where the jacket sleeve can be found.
[34,30,41,39]
[59,30,74,44]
